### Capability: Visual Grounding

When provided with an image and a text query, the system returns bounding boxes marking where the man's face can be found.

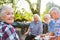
[50,10,59,20]
[1,9,14,24]
[34,16,38,22]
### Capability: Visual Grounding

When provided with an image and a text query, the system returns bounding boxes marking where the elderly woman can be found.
[24,14,43,40]
[49,7,60,40]
[43,14,51,34]
[0,5,19,40]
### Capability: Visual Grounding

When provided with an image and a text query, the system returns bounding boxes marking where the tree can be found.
[40,2,60,21]
[26,0,41,15]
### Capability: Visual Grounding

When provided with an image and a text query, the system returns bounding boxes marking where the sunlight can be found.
[30,0,37,3]
[16,0,31,12]
[15,0,60,14]
[40,0,60,14]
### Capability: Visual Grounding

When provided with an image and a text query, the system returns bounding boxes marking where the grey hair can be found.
[0,5,14,17]
[44,14,51,20]
[49,7,60,14]
[33,14,40,21]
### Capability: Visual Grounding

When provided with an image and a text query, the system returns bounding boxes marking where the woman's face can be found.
[50,10,59,20]
[1,9,14,24]
[44,17,49,22]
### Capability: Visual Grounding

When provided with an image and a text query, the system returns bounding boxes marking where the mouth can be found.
[7,18,14,21]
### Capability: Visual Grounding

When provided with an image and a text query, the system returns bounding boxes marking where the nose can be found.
[10,14,14,19]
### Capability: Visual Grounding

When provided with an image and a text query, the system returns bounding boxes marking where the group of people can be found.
[24,7,60,40]
[0,5,60,40]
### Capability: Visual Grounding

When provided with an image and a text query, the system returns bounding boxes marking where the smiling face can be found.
[44,17,49,22]
[50,10,59,20]
[34,16,38,22]
[1,9,14,24]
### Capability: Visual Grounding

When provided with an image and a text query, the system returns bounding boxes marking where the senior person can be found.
[43,14,51,34]
[24,14,43,40]
[49,7,60,40]
[0,5,19,40]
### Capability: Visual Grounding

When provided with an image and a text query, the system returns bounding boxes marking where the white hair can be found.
[49,7,60,14]
[33,14,40,21]
[44,14,51,20]
[0,5,14,17]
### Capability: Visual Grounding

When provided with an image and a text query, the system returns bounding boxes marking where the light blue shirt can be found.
[48,20,55,32]
[29,21,43,36]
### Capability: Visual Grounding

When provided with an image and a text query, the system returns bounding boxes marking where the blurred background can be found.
[0,0,60,40]
[0,0,60,21]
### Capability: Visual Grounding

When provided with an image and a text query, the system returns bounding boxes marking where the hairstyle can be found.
[44,14,51,20]
[49,7,60,14]
[0,5,14,17]
[33,14,40,21]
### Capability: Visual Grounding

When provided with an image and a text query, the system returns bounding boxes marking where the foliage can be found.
[26,0,41,15]
[14,10,33,22]
[40,2,60,22]
[0,0,33,22]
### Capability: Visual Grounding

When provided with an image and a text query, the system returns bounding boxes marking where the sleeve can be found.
[38,22,43,35]
[0,25,3,40]
[48,20,55,32]
[29,22,32,29]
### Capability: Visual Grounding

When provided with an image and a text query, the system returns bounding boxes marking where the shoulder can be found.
[57,18,60,23]
[38,21,42,24]
[0,21,14,32]
[49,19,55,24]
[0,22,7,29]
[30,21,34,24]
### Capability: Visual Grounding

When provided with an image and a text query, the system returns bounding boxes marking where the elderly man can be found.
[24,14,43,40]
[0,5,19,40]
[49,7,60,40]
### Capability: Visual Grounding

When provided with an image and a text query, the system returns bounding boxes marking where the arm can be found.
[49,32,54,36]
[24,28,30,35]
[24,22,31,35]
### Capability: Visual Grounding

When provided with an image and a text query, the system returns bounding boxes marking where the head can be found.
[44,14,51,22]
[0,5,14,24]
[33,14,40,22]
[49,7,60,20]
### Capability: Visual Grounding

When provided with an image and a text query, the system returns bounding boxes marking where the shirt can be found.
[0,21,19,40]
[54,18,60,36]
[29,21,43,36]
[48,19,55,32]
[43,22,48,34]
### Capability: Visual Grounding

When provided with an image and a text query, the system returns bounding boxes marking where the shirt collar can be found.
[55,18,60,22]
[33,21,39,24]
[0,21,10,25]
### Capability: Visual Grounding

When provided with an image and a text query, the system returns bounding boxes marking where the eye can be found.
[7,12,14,15]
[12,13,14,15]
[7,13,10,15]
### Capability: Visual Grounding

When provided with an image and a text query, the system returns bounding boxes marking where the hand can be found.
[24,32,28,36]
[41,34,46,37]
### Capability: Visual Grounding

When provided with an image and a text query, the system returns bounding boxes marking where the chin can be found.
[6,20,14,24]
